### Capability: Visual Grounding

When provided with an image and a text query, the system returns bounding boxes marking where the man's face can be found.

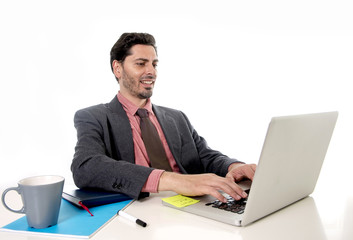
[114,44,158,101]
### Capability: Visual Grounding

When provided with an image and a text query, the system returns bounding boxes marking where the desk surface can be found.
[1,185,352,240]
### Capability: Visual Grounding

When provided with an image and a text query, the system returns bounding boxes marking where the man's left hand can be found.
[226,163,257,183]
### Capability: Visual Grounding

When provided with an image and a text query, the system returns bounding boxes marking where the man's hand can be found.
[226,163,257,183]
[158,169,254,203]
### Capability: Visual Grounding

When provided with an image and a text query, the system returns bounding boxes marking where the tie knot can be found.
[136,108,149,118]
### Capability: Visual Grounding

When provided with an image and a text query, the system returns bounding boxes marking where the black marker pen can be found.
[117,210,147,227]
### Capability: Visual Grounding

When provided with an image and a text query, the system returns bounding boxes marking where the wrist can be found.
[228,162,244,172]
[158,171,176,192]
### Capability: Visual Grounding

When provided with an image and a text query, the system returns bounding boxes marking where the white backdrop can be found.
[1,0,352,192]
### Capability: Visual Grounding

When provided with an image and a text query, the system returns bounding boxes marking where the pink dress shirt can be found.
[117,92,181,193]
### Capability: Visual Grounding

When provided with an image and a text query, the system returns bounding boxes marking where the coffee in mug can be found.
[2,175,65,229]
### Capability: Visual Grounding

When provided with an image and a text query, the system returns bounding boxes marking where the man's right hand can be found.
[158,172,248,202]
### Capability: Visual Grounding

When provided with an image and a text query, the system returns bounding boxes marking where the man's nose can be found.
[145,63,157,75]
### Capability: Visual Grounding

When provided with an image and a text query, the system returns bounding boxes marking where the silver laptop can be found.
[162,111,338,226]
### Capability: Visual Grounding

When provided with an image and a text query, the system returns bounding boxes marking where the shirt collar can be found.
[117,91,154,116]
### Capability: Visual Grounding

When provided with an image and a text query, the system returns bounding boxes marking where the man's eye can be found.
[153,64,158,68]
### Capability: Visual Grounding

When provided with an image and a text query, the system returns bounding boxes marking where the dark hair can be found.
[110,32,157,74]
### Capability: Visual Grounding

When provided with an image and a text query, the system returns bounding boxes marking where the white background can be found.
[0,0,352,194]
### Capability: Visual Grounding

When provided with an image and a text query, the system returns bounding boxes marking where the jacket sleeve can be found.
[180,111,242,177]
[71,107,152,199]
[156,104,242,177]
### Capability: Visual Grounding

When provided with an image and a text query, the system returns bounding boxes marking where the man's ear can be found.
[112,60,121,79]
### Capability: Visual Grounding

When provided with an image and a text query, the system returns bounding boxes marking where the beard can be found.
[120,70,154,99]
[137,89,153,99]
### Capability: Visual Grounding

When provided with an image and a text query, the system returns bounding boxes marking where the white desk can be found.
[1,186,352,240]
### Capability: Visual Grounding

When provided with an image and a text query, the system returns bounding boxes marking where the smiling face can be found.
[112,44,158,107]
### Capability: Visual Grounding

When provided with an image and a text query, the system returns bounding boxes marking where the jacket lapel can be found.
[153,105,184,172]
[108,96,135,163]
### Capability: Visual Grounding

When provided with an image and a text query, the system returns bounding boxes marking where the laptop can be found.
[162,111,338,226]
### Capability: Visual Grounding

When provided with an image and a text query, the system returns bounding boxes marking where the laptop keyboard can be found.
[205,189,249,214]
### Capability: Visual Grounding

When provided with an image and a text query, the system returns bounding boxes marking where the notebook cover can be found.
[62,188,132,207]
[0,198,133,238]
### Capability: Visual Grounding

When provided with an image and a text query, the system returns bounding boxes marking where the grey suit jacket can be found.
[71,96,240,199]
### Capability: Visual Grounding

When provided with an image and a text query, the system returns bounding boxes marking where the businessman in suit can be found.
[71,33,256,202]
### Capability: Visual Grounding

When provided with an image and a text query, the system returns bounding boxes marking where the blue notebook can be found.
[62,188,133,207]
[0,198,133,238]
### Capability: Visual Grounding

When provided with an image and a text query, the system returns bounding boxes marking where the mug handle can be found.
[1,187,25,213]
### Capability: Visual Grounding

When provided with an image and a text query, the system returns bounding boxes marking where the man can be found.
[71,32,256,202]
